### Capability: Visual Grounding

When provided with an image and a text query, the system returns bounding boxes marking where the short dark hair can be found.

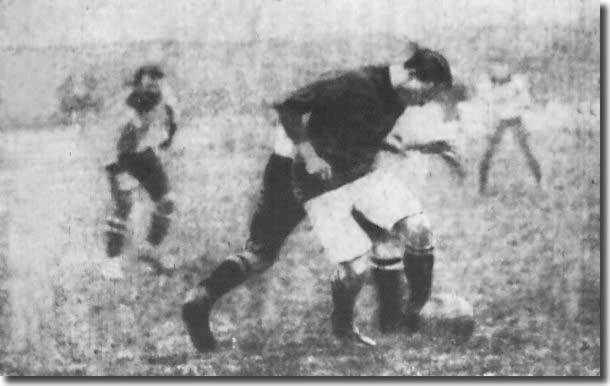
[404,48,452,87]
[131,64,165,86]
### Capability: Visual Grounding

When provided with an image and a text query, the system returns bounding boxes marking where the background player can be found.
[477,60,542,194]
[102,64,179,279]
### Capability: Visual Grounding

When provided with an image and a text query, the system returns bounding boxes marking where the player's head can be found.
[131,64,165,93]
[487,48,512,84]
[488,61,512,84]
[394,45,453,106]
[126,64,165,113]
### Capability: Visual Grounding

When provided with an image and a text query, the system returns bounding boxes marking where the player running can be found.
[102,64,179,280]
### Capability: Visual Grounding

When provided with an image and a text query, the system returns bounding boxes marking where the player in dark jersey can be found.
[102,64,179,280]
[182,45,455,351]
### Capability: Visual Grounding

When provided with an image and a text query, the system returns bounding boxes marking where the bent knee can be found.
[395,212,434,255]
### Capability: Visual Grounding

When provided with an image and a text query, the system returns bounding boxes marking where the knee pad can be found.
[147,192,175,245]
[104,216,128,257]
[397,212,434,256]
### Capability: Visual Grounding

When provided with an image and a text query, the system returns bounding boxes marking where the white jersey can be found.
[117,84,179,155]
[477,73,531,121]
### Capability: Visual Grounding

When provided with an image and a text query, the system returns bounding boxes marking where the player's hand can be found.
[304,153,332,181]
[298,142,332,181]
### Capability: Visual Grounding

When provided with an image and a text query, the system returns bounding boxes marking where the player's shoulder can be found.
[311,66,382,98]
[318,66,381,87]
[272,66,377,109]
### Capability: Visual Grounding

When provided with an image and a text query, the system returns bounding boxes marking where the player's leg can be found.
[479,122,507,193]
[104,171,133,257]
[364,213,434,333]
[513,119,542,184]
[134,149,173,247]
[394,213,435,331]
[182,153,305,352]
[330,255,376,346]
[351,209,405,333]
[102,163,136,279]
[371,269,404,332]
[121,148,176,273]
[349,170,431,333]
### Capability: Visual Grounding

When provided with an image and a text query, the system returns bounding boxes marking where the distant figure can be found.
[478,61,541,194]
[57,71,103,126]
[434,82,470,183]
[102,64,180,280]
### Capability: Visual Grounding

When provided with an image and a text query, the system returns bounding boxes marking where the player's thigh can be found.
[247,154,306,257]
[352,169,424,231]
[124,149,170,202]
[305,184,372,264]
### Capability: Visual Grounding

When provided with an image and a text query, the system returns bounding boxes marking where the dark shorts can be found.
[106,147,169,202]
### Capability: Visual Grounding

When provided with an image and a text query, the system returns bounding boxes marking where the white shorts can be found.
[116,172,139,191]
[304,169,423,264]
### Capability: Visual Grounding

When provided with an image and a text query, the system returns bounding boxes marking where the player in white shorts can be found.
[478,61,541,193]
[182,44,455,352]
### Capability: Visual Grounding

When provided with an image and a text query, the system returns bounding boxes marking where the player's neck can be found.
[389,64,408,88]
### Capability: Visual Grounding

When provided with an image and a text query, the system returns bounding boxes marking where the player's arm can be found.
[383,133,453,155]
[273,84,332,180]
[117,120,138,156]
[160,85,180,150]
[106,117,138,175]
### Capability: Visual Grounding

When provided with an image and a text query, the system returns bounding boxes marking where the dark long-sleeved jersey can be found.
[273,66,406,195]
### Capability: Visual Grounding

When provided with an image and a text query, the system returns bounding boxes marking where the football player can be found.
[182,44,454,351]
[478,61,541,193]
[102,64,179,279]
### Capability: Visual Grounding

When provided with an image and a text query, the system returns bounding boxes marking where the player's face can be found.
[396,72,443,106]
[139,74,161,93]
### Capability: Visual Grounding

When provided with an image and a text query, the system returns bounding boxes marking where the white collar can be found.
[389,64,409,88]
